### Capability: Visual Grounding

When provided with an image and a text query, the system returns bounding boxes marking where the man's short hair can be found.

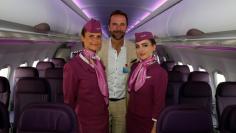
[108,10,128,25]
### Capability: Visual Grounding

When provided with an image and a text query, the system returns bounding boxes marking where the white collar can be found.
[109,38,126,49]
[79,53,90,64]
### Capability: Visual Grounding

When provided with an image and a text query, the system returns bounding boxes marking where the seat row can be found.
[166,71,236,126]
[35,58,65,77]
[14,66,63,103]
[1,102,236,133]
[166,70,211,107]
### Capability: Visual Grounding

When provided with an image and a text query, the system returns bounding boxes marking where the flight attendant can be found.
[63,19,109,133]
[126,32,168,133]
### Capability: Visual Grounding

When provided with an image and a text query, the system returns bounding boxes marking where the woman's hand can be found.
[151,121,157,133]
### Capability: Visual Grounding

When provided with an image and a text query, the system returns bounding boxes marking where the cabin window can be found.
[20,62,28,67]
[32,60,39,67]
[214,71,226,86]
[187,64,194,72]
[0,66,11,79]
[198,67,206,72]
[44,57,49,61]
[177,61,183,65]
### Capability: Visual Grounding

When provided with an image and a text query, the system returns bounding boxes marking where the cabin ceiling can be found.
[62,0,181,36]
[74,0,159,30]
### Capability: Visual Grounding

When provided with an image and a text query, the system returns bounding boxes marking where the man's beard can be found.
[110,31,125,40]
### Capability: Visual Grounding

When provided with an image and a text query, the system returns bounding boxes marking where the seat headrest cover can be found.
[161,61,175,71]
[36,62,54,70]
[173,65,190,74]
[14,67,39,78]
[181,82,212,97]
[0,77,10,93]
[16,78,49,93]
[168,71,186,82]
[188,71,209,83]
[50,58,65,68]
[45,68,63,78]
[217,82,236,97]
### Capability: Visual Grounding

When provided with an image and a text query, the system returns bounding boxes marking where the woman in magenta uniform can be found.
[63,19,109,133]
[126,32,168,133]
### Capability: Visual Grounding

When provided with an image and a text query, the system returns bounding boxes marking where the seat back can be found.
[216,82,236,120]
[172,65,190,74]
[50,58,66,68]
[219,105,236,133]
[188,71,210,83]
[17,103,78,133]
[0,77,10,108]
[166,71,187,106]
[36,61,54,77]
[14,78,51,126]
[0,102,10,133]
[179,81,212,113]
[158,105,213,133]
[14,67,39,84]
[161,61,175,71]
[45,68,63,102]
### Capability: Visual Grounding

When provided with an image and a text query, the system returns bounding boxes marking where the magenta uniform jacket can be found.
[126,62,168,133]
[63,54,109,133]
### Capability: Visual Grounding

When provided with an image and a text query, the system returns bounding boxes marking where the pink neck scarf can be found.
[82,49,109,104]
[128,56,156,92]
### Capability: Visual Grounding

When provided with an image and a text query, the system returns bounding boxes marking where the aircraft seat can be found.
[219,105,236,133]
[172,65,190,74]
[179,81,212,113]
[14,67,39,84]
[14,78,51,127]
[166,71,187,106]
[158,105,213,133]
[45,68,63,102]
[188,71,210,83]
[216,82,236,120]
[45,68,63,78]
[36,61,54,77]
[0,76,10,108]
[160,61,175,71]
[0,101,10,133]
[50,58,66,68]
[16,103,78,133]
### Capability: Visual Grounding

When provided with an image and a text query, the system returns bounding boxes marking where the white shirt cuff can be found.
[152,118,157,122]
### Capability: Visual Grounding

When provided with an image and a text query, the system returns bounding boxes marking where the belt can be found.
[109,97,125,101]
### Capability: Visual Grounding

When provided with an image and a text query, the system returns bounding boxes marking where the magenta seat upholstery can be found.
[161,61,175,71]
[219,105,236,133]
[166,71,187,106]
[36,61,54,77]
[0,76,10,108]
[188,71,210,83]
[17,103,78,133]
[179,81,212,113]
[45,68,63,102]
[158,105,213,133]
[14,78,51,127]
[50,58,66,68]
[216,82,236,120]
[0,101,10,133]
[172,65,190,74]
